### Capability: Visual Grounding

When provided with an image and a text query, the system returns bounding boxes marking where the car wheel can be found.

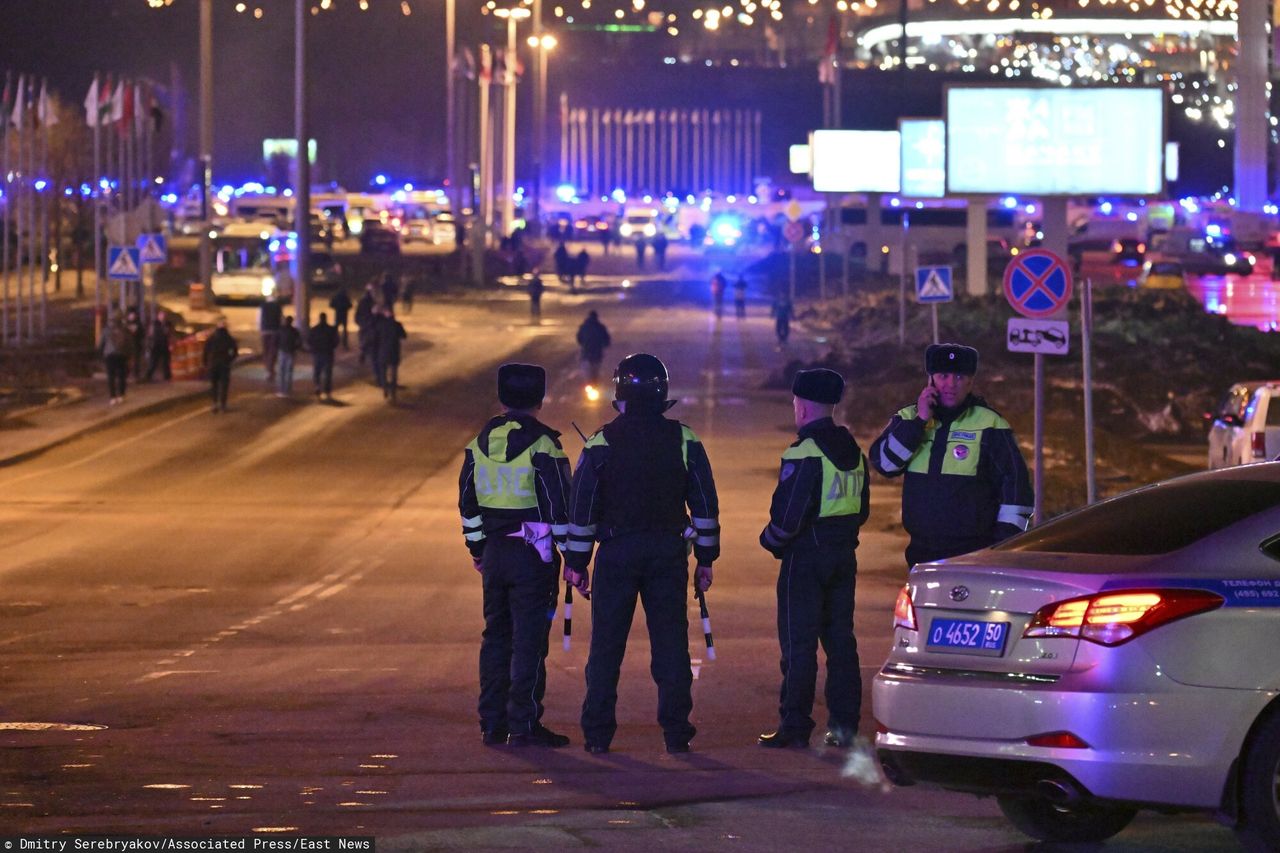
[1238,711,1280,850]
[997,795,1136,843]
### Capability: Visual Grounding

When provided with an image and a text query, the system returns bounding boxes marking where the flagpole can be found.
[92,73,102,341]
[2,70,11,347]
[39,78,48,336]
[17,77,28,343]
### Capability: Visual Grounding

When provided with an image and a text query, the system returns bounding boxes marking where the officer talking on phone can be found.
[869,344,1033,568]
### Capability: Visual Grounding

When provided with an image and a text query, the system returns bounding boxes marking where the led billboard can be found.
[789,144,811,175]
[900,118,946,198]
[945,88,1164,196]
[810,130,901,193]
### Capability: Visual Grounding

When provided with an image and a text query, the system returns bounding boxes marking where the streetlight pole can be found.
[494,7,528,240]
[294,0,310,329]
[198,0,213,293]
[528,30,555,235]
[444,0,457,218]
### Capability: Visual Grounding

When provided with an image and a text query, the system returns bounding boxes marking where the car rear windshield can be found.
[994,479,1280,555]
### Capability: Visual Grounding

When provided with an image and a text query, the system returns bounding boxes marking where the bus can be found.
[209,222,293,303]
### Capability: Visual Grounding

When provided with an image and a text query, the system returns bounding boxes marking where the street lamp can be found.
[527,32,556,234]
[493,6,530,239]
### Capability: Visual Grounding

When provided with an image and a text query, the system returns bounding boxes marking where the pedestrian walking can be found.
[576,310,611,386]
[329,288,352,350]
[870,344,1034,568]
[259,296,283,382]
[757,369,869,750]
[203,317,239,414]
[308,312,339,401]
[772,292,793,346]
[100,313,130,405]
[527,269,545,324]
[276,315,302,397]
[554,242,571,285]
[598,223,613,256]
[381,271,399,308]
[126,309,146,380]
[575,248,590,292]
[733,275,748,319]
[372,306,407,402]
[401,276,417,314]
[355,281,377,367]
[635,236,648,270]
[144,310,172,382]
[458,363,574,748]
[565,353,721,755]
[710,271,726,319]
[652,231,668,270]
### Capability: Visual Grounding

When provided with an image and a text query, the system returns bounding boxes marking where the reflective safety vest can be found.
[467,422,564,511]
[898,404,1006,478]
[781,438,866,518]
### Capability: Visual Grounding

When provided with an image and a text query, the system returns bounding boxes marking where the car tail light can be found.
[1137,242,1146,254]
[1253,431,1268,460]
[1023,589,1224,646]
[1026,731,1090,749]
[893,585,916,631]
[1111,240,1122,253]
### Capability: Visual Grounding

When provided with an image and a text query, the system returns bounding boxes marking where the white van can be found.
[1208,381,1280,468]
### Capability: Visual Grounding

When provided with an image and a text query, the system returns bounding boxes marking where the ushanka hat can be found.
[498,363,546,409]
[925,343,978,376]
[792,368,845,405]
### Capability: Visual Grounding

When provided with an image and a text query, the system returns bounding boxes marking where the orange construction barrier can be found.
[171,330,212,381]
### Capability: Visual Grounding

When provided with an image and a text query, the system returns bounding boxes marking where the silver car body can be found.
[1208,381,1280,469]
[874,465,1280,815]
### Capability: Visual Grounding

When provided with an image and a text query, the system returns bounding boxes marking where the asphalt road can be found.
[0,269,1245,850]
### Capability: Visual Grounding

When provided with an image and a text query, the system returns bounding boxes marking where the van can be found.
[1207,381,1280,468]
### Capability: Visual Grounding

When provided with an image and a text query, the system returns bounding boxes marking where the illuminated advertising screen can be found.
[262,138,318,166]
[789,144,811,175]
[900,118,946,198]
[810,130,901,193]
[945,87,1164,196]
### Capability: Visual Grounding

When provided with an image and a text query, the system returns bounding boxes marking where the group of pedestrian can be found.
[458,342,1033,754]
[552,242,591,292]
[98,308,175,405]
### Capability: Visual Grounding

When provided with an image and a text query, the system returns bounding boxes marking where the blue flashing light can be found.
[1206,223,1223,238]
[268,239,281,252]
[726,194,737,204]
[1002,196,1018,209]
[554,184,576,204]
[404,182,414,191]
[282,188,294,197]
[99,178,112,190]
[34,180,47,192]
[1024,204,1036,215]
[686,195,696,204]
[1099,201,1113,215]
[611,188,627,203]
[915,201,924,209]
[374,174,388,186]
[286,237,297,250]
[748,195,758,204]
[391,190,407,203]
[81,183,93,196]
[1125,211,1138,222]
[709,214,743,245]
[889,197,901,208]
[162,193,178,204]
[64,187,73,196]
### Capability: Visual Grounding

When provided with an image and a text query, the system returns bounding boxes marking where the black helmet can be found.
[613,352,673,411]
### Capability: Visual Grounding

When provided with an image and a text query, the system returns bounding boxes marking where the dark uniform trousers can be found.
[905,537,988,570]
[581,533,695,747]
[478,535,559,735]
[776,546,861,736]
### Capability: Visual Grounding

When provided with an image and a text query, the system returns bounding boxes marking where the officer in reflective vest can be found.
[458,363,573,748]
[758,368,870,749]
[870,343,1034,568]
[564,353,720,755]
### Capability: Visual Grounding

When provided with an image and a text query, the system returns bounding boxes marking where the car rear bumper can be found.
[873,663,1264,808]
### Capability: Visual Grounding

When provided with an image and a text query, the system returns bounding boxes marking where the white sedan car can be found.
[874,464,1280,848]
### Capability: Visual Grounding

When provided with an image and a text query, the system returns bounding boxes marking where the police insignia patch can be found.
[780,463,796,481]
[953,445,969,460]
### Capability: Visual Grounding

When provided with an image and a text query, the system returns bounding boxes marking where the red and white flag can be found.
[818,15,839,85]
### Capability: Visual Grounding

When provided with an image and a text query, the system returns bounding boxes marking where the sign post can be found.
[1003,248,1073,525]
[784,211,804,304]
[915,263,953,344]
[1082,278,1096,504]
[137,234,168,321]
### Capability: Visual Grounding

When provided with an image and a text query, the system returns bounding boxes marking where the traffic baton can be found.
[562,585,573,651]
[696,588,716,661]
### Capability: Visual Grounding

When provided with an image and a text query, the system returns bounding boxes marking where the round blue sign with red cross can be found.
[1003,249,1073,319]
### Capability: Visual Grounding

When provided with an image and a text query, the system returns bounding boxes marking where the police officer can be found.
[458,364,573,748]
[870,344,1033,568]
[758,368,869,749]
[565,353,720,755]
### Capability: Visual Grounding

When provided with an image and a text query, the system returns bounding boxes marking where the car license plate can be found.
[926,618,1009,657]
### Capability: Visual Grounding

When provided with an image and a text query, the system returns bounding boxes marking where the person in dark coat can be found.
[380,271,399,307]
[575,310,611,385]
[733,275,748,319]
[575,249,590,292]
[772,292,793,346]
[100,313,130,405]
[276,315,303,397]
[652,231,669,270]
[144,310,172,382]
[527,270,545,324]
[125,309,145,380]
[372,306,407,403]
[307,311,340,401]
[634,236,648,270]
[355,281,377,367]
[554,242,571,285]
[258,297,283,382]
[202,317,239,414]
[329,288,353,350]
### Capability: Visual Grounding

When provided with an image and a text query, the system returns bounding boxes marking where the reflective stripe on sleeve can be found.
[569,523,597,537]
[551,524,569,538]
[462,514,483,530]
[695,535,718,547]
[464,530,486,542]
[565,540,594,553]
[997,504,1034,529]
[691,516,718,530]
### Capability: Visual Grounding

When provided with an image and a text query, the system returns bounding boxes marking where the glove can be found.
[695,564,713,593]
[472,557,484,574]
[758,529,785,559]
[564,565,591,599]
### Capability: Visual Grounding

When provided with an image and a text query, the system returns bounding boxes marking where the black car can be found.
[359,221,401,256]
[309,251,343,289]
[1112,237,1146,265]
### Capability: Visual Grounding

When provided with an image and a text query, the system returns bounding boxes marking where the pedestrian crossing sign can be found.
[137,233,167,264]
[108,247,142,281]
[915,265,953,304]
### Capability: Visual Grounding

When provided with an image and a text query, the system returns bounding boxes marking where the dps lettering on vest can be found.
[782,437,866,517]
[467,422,563,510]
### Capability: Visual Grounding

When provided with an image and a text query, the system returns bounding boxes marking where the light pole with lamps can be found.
[527,31,556,235]
[493,6,529,240]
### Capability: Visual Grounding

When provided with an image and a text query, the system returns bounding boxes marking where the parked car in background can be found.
[1208,381,1280,469]
[875,464,1280,847]
[1112,237,1147,265]
[309,251,343,289]
[431,212,457,246]
[359,221,401,256]
[1138,260,1186,290]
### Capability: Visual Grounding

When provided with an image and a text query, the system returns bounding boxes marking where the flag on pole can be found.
[493,49,507,85]
[10,74,24,128]
[133,81,146,135]
[479,47,493,83]
[109,78,124,124]
[83,76,100,126]
[818,15,839,85]
[99,74,114,126]
[118,81,134,136]
[456,46,476,81]
[38,79,57,127]
[149,87,164,133]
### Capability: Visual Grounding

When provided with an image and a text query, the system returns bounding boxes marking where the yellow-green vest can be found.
[781,437,865,517]
[467,422,564,510]
[897,404,1008,477]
